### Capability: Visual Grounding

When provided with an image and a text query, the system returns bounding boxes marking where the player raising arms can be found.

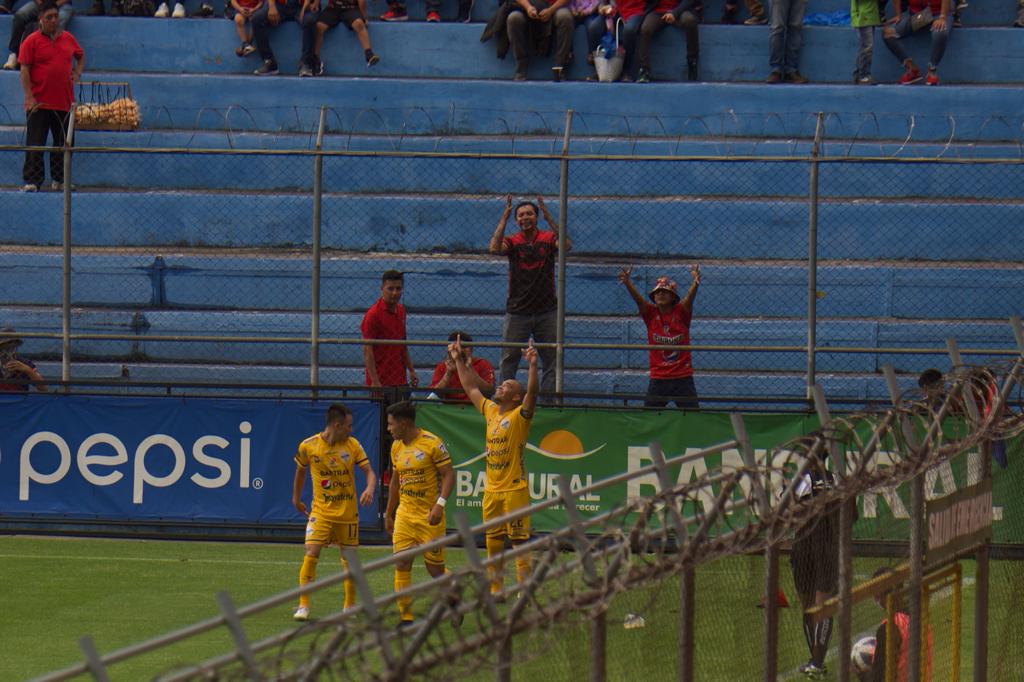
[292,403,377,621]
[450,335,539,598]
[383,401,457,627]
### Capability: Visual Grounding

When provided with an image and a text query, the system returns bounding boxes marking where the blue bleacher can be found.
[1,1,1021,402]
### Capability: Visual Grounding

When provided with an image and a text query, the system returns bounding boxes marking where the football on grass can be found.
[851,636,877,673]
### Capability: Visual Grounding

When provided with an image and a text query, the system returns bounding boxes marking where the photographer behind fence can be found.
[17,0,84,193]
[428,331,494,402]
[0,329,47,392]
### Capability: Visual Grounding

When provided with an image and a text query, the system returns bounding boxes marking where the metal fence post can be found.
[555,109,573,398]
[309,106,327,391]
[61,108,76,387]
[763,543,779,682]
[805,112,824,400]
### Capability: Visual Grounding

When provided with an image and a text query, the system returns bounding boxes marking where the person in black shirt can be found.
[790,453,838,678]
[488,194,571,395]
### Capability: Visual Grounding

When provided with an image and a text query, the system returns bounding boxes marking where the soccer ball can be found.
[851,636,877,673]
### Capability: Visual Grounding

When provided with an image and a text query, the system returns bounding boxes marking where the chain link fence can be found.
[1,107,1022,404]
[29,359,1023,681]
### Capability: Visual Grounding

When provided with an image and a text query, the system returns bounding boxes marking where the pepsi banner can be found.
[0,394,381,525]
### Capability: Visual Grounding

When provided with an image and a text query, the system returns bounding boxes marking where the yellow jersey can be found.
[480,399,531,493]
[295,433,369,521]
[391,429,451,519]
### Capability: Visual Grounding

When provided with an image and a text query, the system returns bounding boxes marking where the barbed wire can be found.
[138,359,1022,682]
[5,107,1024,157]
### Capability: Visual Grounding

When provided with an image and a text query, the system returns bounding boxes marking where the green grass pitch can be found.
[1,535,1019,681]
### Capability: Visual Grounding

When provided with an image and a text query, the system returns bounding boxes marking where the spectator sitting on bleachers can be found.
[1017,0,1024,27]
[154,0,185,16]
[766,0,808,83]
[379,0,440,22]
[721,0,765,24]
[429,331,495,402]
[615,0,701,82]
[506,0,574,81]
[250,0,318,75]
[301,0,379,77]
[0,0,10,14]
[571,0,610,80]
[882,0,950,85]
[3,0,72,72]
[851,0,881,84]
[229,0,263,56]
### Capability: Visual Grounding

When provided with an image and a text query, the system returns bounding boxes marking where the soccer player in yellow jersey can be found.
[291,403,377,622]
[383,400,456,627]
[450,335,539,597]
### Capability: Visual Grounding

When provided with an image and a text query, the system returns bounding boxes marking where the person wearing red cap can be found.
[618,265,700,409]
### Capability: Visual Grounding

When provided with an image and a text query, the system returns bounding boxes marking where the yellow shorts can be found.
[305,515,359,547]
[482,488,531,541]
[393,511,446,566]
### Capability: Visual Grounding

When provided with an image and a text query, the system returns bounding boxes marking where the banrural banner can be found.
[416,403,1020,544]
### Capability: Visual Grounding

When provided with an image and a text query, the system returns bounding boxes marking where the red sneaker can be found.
[380,7,407,20]
[925,70,940,86]
[426,10,440,21]
[897,67,922,85]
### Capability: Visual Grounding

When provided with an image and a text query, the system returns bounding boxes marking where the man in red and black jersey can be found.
[618,265,700,409]
[489,195,570,396]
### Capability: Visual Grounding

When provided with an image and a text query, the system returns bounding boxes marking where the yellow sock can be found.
[485,536,505,593]
[394,568,413,621]
[298,555,318,608]
[340,557,356,609]
[515,554,532,584]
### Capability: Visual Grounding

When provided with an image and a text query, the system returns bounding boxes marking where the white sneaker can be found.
[2,53,16,70]
[293,605,309,621]
[22,183,39,192]
[171,2,185,16]
[154,2,169,16]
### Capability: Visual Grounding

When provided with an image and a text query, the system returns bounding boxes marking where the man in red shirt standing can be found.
[361,269,418,398]
[18,1,83,192]
[429,331,494,402]
[618,265,701,409]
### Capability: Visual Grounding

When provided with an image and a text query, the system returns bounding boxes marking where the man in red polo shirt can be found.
[429,331,494,402]
[18,0,83,192]
[618,265,701,409]
[361,269,417,397]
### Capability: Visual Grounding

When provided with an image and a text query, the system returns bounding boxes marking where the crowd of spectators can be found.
[2,0,1006,82]
[361,198,700,408]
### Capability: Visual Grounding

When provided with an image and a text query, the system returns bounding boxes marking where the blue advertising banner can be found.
[0,394,381,526]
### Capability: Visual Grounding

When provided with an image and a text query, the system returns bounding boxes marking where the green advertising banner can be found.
[417,404,1022,545]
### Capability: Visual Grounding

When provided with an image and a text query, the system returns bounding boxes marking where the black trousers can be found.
[23,108,70,186]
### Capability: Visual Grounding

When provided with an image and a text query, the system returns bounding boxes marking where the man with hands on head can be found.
[490,194,570,397]
[618,264,701,410]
